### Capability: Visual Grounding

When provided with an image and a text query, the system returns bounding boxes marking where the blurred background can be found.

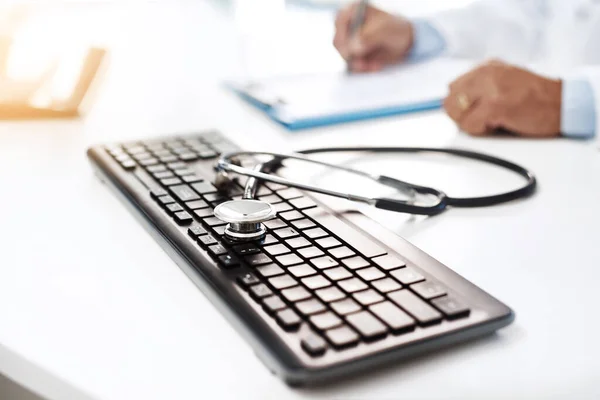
[0,0,476,105]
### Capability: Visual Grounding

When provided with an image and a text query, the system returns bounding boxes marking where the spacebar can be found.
[303,207,387,259]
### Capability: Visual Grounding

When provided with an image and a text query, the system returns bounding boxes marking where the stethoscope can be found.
[213,147,537,242]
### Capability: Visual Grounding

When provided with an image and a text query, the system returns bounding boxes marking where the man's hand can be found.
[333,4,414,73]
[444,60,562,137]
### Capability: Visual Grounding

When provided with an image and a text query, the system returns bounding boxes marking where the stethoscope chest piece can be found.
[213,199,276,241]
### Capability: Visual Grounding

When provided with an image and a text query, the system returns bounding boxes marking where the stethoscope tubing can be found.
[217,147,536,216]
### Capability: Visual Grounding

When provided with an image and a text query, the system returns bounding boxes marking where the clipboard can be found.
[226,58,472,130]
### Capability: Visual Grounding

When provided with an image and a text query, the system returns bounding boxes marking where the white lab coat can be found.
[424,0,600,137]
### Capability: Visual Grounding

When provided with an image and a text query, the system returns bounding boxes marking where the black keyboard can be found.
[87,131,514,386]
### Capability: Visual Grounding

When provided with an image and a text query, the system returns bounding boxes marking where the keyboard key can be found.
[278,188,303,200]
[245,253,273,266]
[337,278,368,293]
[258,194,282,204]
[208,244,228,257]
[264,219,287,230]
[125,145,145,154]
[172,147,190,155]
[197,234,218,247]
[356,267,385,281]
[346,311,388,341]
[159,155,178,163]
[173,168,194,177]
[371,278,402,293]
[161,177,183,186]
[390,267,425,285]
[191,181,218,194]
[325,326,359,349]
[279,210,304,221]
[372,254,406,271]
[411,281,447,300]
[330,298,361,315]
[212,225,226,236]
[323,267,352,281]
[304,208,387,258]
[179,152,198,161]
[153,171,174,179]
[295,299,326,316]
[233,243,261,256]
[147,165,167,173]
[310,312,342,330]
[297,246,324,259]
[218,254,239,269]
[249,284,272,300]
[370,302,415,334]
[285,237,311,249]
[303,228,328,239]
[431,296,471,320]
[170,184,201,202]
[262,296,287,314]
[193,208,214,218]
[315,237,341,249]
[276,253,303,267]
[198,150,218,159]
[121,160,137,169]
[275,309,302,332]
[263,244,291,256]
[237,273,260,288]
[309,256,338,270]
[328,246,355,259]
[281,286,311,302]
[203,217,225,227]
[139,158,159,166]
[272,202,292,213]
[302,275,331,290]
[272,227,300,239]
[301,333,327,357]
[167,161,187,170]
[315,287,345,303]
[157,195,176,206]
[187,224,208,237]
[173,211,193,225]
[204,193,230,205]
[288,264,317,278]
[166,203,183,214]
[150,188,168,198]
[182,175,204,183]
[265,181,288,191]
[255,263,284,278]
[342,256,370,270]
[290,197,317,209]
[268,274,297,290]
[259,234,278,246]
[388,290,442,326]
[185,200,209,210]
[151,150,171,158]
[290,219,316,230]
[353,289,384,306]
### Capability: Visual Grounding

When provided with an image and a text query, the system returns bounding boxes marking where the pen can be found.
[347,0,369,72]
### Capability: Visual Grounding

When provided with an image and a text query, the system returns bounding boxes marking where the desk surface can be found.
[1,2,599,399]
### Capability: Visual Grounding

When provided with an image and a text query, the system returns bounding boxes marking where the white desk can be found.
[1,2,599,399]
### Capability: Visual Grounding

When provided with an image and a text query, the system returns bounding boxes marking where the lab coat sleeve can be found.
[423,0,546,63]
[405,19,447,62]
[561,79,596,139]
[577,70,600,142]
